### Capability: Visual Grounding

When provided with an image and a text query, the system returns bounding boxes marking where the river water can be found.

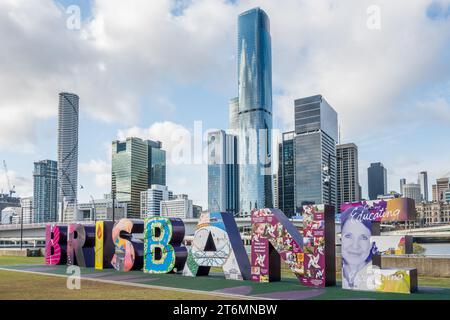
[421,243,450,256]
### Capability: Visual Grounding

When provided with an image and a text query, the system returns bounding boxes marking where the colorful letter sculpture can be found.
[182,212,251,280]
[43,203,420,295]
[340,199,418,293]
[67,224,95,267]
[111,219,144,272]
[251,206,335,287]
[45,224,67,265]
[302,205,336,286]
[144,217,187,274]
[95,221,115,269]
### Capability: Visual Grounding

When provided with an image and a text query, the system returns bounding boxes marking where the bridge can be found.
[0,218,321,247]
[383,224,450,240]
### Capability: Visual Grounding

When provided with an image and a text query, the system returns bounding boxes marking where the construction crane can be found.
[2,160,16,197]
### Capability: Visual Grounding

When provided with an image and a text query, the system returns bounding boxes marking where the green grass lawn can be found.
[0,256,231,300]
[1,256,450,300]
[0,256,43,266]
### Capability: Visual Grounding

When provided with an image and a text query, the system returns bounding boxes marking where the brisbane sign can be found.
[45,199,418,294]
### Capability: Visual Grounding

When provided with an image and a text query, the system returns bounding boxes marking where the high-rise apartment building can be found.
[207,130,239,214]
[418,171,428,202]
[368,162,387,200]
[236,8,273,216]
[294,95,338,212]
[337,143,360,208]
[57,92,79,221]
[111,137,166,218]
[33,160,58,223]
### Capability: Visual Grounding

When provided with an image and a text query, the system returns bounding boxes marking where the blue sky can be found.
[0,0,449,208]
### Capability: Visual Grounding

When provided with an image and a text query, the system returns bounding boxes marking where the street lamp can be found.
[111,190,131,223]
[20,207,23,250]
[90,195,97,222]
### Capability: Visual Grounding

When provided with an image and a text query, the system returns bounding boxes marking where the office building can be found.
[400,178,406,195]
[160,194,193,219]
[278,131,295,216]
[33,160,58,223]
[140,184,173,218]
[403,183,421,204]
[148,140,166,186]
[21,197,33,224]
[273,173,279,209]
[418,171,428,202]
[432,178,450,202]
[337,143,360,208]
[368,162,387,200]
[236,8,273,216]
[112,137,166,218]
[207,130,239,214]
[77,196,127,221]
[294,95,338,213]
[57,92,79,221]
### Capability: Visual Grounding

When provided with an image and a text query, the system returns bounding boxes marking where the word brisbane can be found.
[45,201,418,294]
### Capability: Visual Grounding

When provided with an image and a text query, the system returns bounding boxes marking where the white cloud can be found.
[117,121,193,162]
[79,159,110,189]
[1,0,449,206]
[117,121,207,207]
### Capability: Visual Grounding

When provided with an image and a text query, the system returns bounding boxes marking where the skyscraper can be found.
[278,131,295,217]
[207,130,239,214]
[112,137,166,218]
[236,8,273,216]
[400,178,406,195]
[57,92,79,221]
[418,171,428,202]
[337,143,360,208]
[33,160,58,223]
[368,162,387,200]
[294,95,338,212]
[148,140,166,186]
[272,173,279,209]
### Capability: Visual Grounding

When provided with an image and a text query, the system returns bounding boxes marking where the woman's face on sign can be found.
[341,219,372,266]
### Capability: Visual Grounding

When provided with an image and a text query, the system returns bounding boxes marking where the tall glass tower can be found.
[237,7,273,216]
[57,92,79,221]
[112,138,166,218]
[33,160,58,223]
[207,130,239,215]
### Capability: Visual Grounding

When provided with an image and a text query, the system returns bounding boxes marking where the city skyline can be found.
[0,1,449,210]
